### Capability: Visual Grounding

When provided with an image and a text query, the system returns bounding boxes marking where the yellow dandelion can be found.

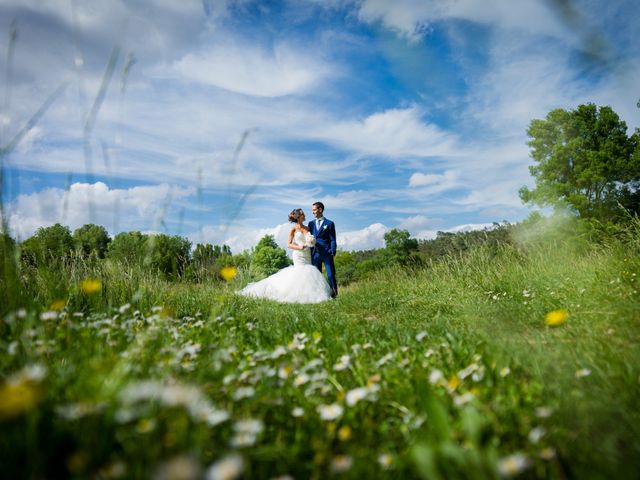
[338,425,352,441]
[0,380,42,419]
[50,299,66,311]
[220,266,238,282]
[544,309,568,326]
[447,375,460,391]
[79,278,102,294]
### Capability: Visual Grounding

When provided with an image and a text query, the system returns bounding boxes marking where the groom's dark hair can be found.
[312,201,325,211]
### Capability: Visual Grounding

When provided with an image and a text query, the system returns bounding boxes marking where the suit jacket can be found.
[308,218,337,257]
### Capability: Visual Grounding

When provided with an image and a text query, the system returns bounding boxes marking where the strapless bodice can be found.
[292,231,312,266]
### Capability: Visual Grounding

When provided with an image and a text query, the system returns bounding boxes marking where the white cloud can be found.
[409,169,458,191]
[357,0,568,42]
[6,182,194,240]
[315,106,456,157]
[398,214,432,232]
[337,222,388,251]
[172,41,333,97]
[195,222,293,255]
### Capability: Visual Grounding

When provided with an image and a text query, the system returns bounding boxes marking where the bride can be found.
[238,209,334,304]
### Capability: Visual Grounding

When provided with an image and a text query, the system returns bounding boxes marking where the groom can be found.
[309,201,338,298]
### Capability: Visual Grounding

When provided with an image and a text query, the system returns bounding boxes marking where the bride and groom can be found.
[239,202,338,303]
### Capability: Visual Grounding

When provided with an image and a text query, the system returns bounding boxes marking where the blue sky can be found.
[1,0,638,252]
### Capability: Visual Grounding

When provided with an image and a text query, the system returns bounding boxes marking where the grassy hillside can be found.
[1,217,639,478]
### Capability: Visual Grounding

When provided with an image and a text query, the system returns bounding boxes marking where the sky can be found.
[0,0,638,253]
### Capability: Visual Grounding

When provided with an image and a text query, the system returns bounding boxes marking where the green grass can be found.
[1,221,639,479]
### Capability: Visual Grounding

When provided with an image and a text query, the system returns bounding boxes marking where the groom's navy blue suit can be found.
[308,218,338,296]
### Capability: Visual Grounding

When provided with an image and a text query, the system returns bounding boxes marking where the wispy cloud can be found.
[171,41,334,97]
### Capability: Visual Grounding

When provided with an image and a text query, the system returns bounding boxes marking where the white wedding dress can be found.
[238,231,333,304]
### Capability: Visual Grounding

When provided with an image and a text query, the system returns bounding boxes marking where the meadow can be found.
[1,216,639,479]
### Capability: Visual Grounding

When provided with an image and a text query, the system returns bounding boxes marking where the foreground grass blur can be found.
[0,217,639,478]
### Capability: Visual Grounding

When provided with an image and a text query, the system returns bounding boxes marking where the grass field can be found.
[1,218,639,479]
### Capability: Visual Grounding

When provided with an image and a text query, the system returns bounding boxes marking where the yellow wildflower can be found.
[447,375,460,391]
[79,278,102,294]
[544,309,568,326]
[220,266,238,281]
[0,378,42,419]
[50,299,66,311]
[338,425,352,441]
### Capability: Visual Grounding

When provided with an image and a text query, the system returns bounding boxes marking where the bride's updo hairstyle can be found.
[288,208,304,223]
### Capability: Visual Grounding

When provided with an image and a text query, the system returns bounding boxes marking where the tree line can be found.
[8,223,288,283]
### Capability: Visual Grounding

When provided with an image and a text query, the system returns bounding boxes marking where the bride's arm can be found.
[287,228,305,250]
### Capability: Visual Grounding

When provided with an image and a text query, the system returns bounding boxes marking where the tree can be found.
[186,243,234,282]
[107,231,191,279]
[384,228,419,264]
[107,231,147,266]
[1,232,23,314]
[73,224,111,258]
[21,223,74,267]
[252,235,290,278]
[519,103,640,222]
[145,234,191,279]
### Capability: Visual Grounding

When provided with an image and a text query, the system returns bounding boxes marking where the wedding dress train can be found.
[238,231,333,304]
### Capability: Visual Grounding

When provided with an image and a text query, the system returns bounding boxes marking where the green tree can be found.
[107,231,191,279]
[186,243,234,282]
[21,223,74,267]
[519,103,639,221]
[334,250,357,285]
[0,232,23,314]
[192,243,231,267]
[384,228,419,264]
[144,234,192,279]
[252,234,290,278]
[106,231,147,266]
[73,224,111,258]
